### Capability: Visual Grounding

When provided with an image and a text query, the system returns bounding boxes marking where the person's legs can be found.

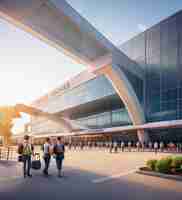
[59,159,63,170]
[56,157,63,177]
[56,157,61,176]
[43,155,50,175]
[47,156,51,171]
[43,156,47,174]
[59,159,63,176]
[27,156,32,177]
[46,156,51,173]
[23,156,27,178]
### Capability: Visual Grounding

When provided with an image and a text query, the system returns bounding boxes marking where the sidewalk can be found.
[0,160,23,181]
[0,151,182,200]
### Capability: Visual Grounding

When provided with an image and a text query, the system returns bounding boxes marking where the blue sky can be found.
[67,0,182,45]
[0,0,182,132]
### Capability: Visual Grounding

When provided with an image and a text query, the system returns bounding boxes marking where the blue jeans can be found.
[56,155,64,171]
[43,154,51,174]
[22,155,31,176]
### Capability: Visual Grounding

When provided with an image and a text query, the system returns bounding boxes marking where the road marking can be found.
[92,168,138,184]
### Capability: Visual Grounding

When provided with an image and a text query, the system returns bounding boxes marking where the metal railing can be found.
[0,146,17,161]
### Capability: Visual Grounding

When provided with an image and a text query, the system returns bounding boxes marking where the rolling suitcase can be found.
[31,153,41,170]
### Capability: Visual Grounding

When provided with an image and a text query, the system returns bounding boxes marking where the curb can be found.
[136,168,182,182]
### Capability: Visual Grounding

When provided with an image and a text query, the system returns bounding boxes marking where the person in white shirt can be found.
[128,141,132,152]
[121,141,125,152]
[148,141,153,151]
[43,137,52,176]
[160,141,164,152]
[106,141,109,149]
[136,141,140,152]
[109,141,113,153]
[154,142,158,154]
[114,141,118,153]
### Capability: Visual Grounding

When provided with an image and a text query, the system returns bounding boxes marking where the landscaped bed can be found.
[137,156,182,181]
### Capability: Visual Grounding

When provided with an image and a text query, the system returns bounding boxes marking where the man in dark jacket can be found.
[18,135,34,178]
[53,137,65,177]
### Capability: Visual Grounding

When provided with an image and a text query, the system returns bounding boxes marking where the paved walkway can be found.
[0,150,182,200]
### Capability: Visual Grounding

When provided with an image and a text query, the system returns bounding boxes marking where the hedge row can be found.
[146,156,182,174]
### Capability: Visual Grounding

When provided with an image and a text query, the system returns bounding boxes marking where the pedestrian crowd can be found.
[17,135,182,178]
[66,140,182,154]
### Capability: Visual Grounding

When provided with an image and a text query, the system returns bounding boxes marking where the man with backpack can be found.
[18,135,34,178]
[42,137,52,176]
[53,137,65,177]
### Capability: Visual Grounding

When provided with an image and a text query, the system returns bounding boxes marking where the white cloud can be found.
[137,24,147,32]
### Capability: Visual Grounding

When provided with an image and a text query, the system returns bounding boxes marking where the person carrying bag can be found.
[17,135,34,178]
[31,153,41,170]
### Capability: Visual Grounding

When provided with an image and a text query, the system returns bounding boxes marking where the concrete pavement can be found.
[0,150,182,200]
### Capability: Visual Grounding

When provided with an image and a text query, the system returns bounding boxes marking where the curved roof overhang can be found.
[0,0,148,142]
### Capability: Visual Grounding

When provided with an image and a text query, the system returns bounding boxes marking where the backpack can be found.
[17,143,34,155]
[53,144,65,155]
[18,144,23,154]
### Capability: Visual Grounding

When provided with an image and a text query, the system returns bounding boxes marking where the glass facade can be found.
[31,10,182,137]
[83,11,182,125]
[121,11,182,122]
[47,75,115,113]
[77,108,131,129]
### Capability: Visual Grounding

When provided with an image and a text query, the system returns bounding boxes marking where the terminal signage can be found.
[84,129,105,133]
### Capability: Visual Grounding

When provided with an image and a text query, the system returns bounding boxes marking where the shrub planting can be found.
[155,157,172,173]
[171,156,182,169]
[145,156,182,175]
[146,159,157,171]
[155,157,172,174]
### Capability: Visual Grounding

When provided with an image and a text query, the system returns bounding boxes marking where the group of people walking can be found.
[18,135,65,178]
[42,137,65,177]
[17,135,182,178]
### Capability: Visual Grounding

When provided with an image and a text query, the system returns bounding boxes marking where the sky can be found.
[0,0,182,133]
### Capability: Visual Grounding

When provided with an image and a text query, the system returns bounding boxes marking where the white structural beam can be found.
[92,64,149,143]
[15,104,86,132]
[0,0,109,65]
[0,0,148,142]
[0,0,144,79]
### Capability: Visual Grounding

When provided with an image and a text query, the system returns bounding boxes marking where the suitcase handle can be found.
[33,153,40,160]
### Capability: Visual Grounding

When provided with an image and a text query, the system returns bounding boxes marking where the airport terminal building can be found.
[27,10,182,143]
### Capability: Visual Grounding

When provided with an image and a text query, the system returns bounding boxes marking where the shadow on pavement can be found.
[0,163,182,200]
